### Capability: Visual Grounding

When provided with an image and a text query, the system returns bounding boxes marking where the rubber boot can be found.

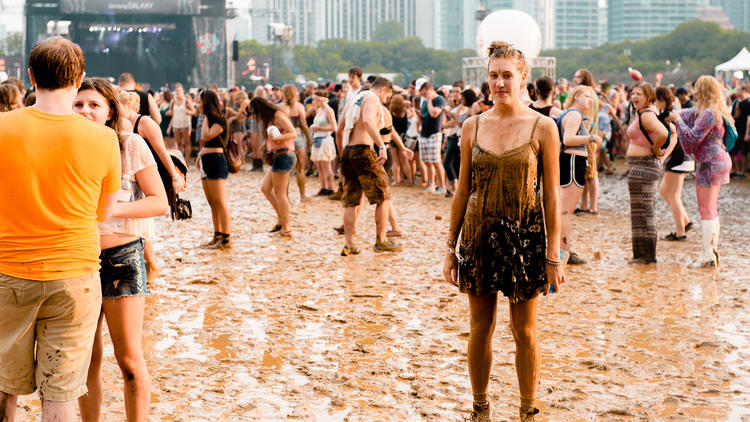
[689,219,717,267]
[712,217,720,265]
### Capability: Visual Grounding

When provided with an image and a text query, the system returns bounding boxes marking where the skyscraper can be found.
[555,0,606,48]
[249,0,418,46]
[715,0,750,32]
[608,0,701,43]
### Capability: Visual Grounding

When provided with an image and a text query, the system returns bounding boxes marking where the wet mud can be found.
[16,164,750,421]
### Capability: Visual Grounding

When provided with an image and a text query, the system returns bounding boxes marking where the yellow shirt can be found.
[0,107,121,281]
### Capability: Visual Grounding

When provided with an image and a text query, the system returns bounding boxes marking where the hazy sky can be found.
[0,0,255,34]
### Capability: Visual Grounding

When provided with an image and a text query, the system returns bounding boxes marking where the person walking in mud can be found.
[443,41,565,422]
[338,77,403,255]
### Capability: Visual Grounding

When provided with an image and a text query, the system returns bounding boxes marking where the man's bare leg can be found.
[375,200,390,244]
[42,400,76,422]
[343,206,358,248]
[0,392,18,422]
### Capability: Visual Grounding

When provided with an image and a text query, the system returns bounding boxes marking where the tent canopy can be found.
[715,47,750,73]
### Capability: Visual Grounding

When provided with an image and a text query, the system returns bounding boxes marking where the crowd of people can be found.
[0,35,744,422]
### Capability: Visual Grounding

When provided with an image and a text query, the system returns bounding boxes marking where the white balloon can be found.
[477,10,542,59]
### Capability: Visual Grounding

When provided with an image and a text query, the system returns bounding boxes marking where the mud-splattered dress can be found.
[457,115,548,302]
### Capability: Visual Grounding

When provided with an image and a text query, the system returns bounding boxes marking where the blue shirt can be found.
[420,95,447,137]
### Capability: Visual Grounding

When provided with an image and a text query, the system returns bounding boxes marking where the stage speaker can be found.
[232,40,239,62]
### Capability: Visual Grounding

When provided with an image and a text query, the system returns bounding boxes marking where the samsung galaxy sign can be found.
[60,0,201,15]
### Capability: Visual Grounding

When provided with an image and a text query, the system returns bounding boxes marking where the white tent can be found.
[715,47,750,76]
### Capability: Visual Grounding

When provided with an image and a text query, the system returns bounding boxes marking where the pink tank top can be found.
[627,111,658,149]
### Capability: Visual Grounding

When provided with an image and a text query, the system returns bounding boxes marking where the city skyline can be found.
[1,0,748,53]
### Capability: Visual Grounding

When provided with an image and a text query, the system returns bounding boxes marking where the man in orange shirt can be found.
[0,37,121,421]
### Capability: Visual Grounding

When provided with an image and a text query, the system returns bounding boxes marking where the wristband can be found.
[545,258,562,266]
[446,247,456,255]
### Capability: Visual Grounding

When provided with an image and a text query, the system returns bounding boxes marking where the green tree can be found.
[371,21,404,43]
[0,32,22,56]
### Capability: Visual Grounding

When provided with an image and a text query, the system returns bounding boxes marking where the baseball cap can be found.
[264,83,273,90]
[415,77,428,91]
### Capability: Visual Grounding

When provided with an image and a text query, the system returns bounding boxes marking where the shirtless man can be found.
[338,77,403,255]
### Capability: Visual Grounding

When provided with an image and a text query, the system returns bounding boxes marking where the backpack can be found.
[637,109,671,151]
[555,109,590,146]
[723,117,738,152]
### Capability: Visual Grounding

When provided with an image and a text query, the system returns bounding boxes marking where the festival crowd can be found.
[0,36,745,422]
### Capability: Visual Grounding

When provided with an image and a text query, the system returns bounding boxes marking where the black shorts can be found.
[560,152,587,188]
[201,152,228,180]
[665,141,687,173]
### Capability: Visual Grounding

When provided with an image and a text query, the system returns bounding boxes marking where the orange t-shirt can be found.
[0,107,121,281]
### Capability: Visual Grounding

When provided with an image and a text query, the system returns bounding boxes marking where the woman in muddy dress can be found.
[443,41,565,422]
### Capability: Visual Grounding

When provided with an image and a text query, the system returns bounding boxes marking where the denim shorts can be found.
[201,152,229,180]
[294,134,306,152]
[99,239,149,299]
[272,151,297,173]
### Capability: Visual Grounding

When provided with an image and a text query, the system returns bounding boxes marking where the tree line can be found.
[238,20,749,88]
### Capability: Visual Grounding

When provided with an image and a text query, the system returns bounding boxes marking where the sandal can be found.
[685,221,693,233]
[386,230,404,238]
[664,232,686,241]
[278,230,292,238]
[269,224,282,233]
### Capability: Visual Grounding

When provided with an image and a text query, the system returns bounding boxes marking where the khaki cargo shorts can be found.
[0,272,101,401]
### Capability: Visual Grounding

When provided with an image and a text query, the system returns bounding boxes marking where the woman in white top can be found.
[167,83,195,163]
[74,78,168,422]
[308,89,337,195]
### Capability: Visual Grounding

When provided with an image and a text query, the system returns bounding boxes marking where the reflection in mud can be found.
[16,167,750,420]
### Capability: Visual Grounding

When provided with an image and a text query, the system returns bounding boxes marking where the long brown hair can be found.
[248,96,280,130]
[79,77,126,149]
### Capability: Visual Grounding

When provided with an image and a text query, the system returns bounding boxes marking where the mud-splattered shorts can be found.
[100,238,149,299]
[341,145,391,208]
[0,271,101,401]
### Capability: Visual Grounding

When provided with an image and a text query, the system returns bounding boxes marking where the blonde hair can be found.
[694,75,733,125]
[282,84,298,106]
[487,41,529,76]
[564,85,596,121]
[253,85,266,99]
[117,90,140,113]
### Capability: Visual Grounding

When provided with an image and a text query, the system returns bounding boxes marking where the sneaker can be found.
[468,402,491,422]
[341,245,361,256]
[315,189,326,196]
[567,251,586,265]
[424,186,434,193]
[434,187,446,195]
[374,239,404,253]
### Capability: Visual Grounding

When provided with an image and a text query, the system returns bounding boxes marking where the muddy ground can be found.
[17,163,750,421]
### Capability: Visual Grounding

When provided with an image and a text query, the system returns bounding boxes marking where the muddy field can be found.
[17,163,750,421]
